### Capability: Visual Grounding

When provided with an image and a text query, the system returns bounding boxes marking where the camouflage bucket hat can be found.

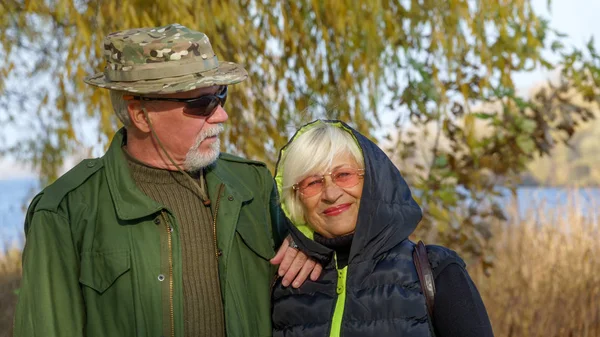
[84,23,248,94]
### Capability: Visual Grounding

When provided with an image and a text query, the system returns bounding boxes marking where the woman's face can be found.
[297,152,364,238]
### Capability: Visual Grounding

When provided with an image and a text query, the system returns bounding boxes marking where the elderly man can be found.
[14,24,320,337]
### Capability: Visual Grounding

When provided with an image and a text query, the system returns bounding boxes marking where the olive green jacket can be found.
[14,129,285,337]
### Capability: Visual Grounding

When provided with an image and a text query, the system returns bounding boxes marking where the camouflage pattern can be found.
[84,23,248,94]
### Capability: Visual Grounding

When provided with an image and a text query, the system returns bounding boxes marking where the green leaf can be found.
[427,202,451,223]
[514,97,531,109]
[437,188,458,205]
[434,155,448,168]
[553,29,568,38]
[520,119,537,134]
[473,112,496,120]
[516,135,536,153]
[587,36,596,52]
[551,40,564,52]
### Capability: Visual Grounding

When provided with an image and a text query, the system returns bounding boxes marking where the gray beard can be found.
[183,124,224,172]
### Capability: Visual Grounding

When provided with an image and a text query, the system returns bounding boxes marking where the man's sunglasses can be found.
[124,85,227,117]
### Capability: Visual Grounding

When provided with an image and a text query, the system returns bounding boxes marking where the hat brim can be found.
[84,61,248,94]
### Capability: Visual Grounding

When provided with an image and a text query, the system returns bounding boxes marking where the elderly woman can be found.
[271,120,494,337]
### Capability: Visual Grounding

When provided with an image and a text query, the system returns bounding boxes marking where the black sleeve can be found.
[268,178,288,248]
[431,263,495,337]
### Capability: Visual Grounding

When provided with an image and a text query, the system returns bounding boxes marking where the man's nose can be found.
[207,105,228,124]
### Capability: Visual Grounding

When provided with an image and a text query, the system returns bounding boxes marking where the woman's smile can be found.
[323,203,352,216]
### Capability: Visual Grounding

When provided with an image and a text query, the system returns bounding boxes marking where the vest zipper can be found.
[162,212,175,337]
[329,254,348,337]
[212,184,225,259]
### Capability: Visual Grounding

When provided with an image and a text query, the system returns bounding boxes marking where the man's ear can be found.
[127,99,151,133]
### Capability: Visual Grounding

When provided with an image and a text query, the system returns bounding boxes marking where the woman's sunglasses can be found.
[293,167,365,197]
[124,85,228,117]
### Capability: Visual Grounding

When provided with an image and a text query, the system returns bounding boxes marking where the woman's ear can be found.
[127,100,152,133]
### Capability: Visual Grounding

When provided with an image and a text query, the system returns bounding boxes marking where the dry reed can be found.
[471,190,600,337]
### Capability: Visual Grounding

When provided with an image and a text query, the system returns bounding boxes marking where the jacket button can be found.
[157,274,165,282]
[217,249,223,256]
[86,161,96,168]
[228,195,234,201]
[154,218,161,225]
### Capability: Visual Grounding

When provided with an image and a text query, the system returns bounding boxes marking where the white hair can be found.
[109,90,132,127]
[280,122,364,224]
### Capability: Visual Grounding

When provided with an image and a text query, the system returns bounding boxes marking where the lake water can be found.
[1,178,599,251]
[0,179,39,248]
[0,179,39,250]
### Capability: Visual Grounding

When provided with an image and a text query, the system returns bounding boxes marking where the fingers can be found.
[271,235,324,288]
[277,244,298,279]
[290,258,316,288]
[269,236,290,265]
[281,251,307,287]
[310,262,323,281]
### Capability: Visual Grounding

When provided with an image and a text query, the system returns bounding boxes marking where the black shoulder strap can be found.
[413,240,436,318]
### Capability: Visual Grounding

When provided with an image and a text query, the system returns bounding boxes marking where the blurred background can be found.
[1,0,599,336]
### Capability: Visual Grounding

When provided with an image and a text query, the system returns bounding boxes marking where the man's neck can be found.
[124,128,185,171]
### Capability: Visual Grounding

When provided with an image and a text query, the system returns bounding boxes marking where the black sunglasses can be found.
[124,85,228,117]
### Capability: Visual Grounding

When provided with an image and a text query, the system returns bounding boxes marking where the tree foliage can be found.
[1,0,599,269]
[526,101,600,187]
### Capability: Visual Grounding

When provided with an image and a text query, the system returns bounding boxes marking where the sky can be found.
[1,0,599,180]
[512,0,600,90]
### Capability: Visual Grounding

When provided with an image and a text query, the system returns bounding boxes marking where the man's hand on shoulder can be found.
[270,236,323,288]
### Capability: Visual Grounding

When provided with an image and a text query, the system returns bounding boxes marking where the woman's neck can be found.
[313,232,354,268]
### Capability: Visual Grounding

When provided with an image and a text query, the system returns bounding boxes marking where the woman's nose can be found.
[321,178,343,202]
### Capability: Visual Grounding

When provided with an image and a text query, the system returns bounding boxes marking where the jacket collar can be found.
[204,157,254,206]
[103,128,253,221]
[103,129,164,220]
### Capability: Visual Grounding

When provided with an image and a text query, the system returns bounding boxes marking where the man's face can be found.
[140,85,228,171]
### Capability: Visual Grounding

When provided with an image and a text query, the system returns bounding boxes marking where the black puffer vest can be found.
[272,120,463,337]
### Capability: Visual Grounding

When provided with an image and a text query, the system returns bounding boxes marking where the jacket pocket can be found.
[236,222,275,261]
[79,250,131,294]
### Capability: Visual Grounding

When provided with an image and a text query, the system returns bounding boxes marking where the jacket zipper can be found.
[162,212,175,337]
[212,184,225,259]
[159,184,224,337]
